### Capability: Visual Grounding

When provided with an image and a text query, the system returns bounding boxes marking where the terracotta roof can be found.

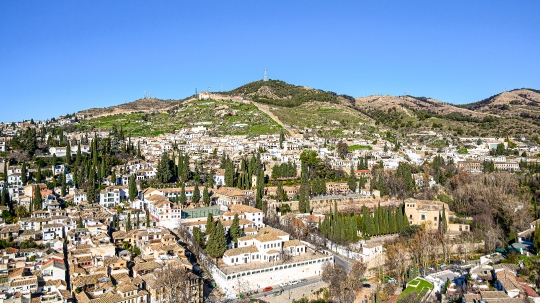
[223,245,259,257]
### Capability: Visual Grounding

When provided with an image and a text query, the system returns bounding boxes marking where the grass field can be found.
[397,278,433,302]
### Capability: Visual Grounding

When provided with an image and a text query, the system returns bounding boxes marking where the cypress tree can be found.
[21,163,27,185]
[61,172,67,197]
[146,209,150,227]
[111,170,117,185]
[208,170,214,188]
[33,185,42,210]
[137,142,141,158]
[441,207,448,234]
[348,164,357,193]
[156,153,173,183]
[126,213,131,232]
[179,183,187,205]
[229,214,243,244]
[192,184,201,204]
[77,217,84,228]
[3,160,7,183]
[66,144,71,165]
[76,142,82,166]
[206,213,215,235]
[207,220,227,258]
[52,153,57,169]
[35,166,42,184]
[129,175,137,202]
[203,186,210,206]
[299,162,310,213]
[534,224,540,253]
[136,212,140,228]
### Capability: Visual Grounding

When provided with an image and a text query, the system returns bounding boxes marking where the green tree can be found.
[229,214,243,244]
[298,162,310,213]
[21,163,27,185]
[533,223,540,253]
[179,183,187,205]
[60,171,67,196]
[52,153,57,169]
[111,170,117,185]
[207,220,227,258]
[156,152,174,183]
[2,160,7,183]
[35,166,42,183]
[77,217,84,228]
[203,186,210,206]
[33,185,42,210]
[440,207,448,234]
[206,213,215,235]
[146,209,150,227]
[192,184,200,204]
[348,164,357,193]
[65,144,71,165]
[208,170,214,188]
[129,175,137,201]
[126,213,131,232]
[15,205,29,218]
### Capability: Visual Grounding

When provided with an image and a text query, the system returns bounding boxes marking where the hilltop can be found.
[459,88,540,121]
[77,97,181,118]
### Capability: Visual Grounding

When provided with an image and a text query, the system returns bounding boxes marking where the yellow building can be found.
[404,199,470,234]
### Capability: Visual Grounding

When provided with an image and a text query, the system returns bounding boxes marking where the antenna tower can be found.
[264,68,268,81]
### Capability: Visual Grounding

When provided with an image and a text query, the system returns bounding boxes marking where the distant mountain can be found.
[458,88,540,121]
[77,98,180,118]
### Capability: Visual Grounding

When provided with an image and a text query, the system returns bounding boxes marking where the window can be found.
[409,215,412,219]
[434,217,437,221]
[421,215,425,220]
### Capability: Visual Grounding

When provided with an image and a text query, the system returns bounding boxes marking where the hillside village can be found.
[0,86,540,303]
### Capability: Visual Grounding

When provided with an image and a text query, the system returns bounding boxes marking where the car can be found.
[279,282,288,287]
[299,279,307,283]
[263,286,273,292]
[290,280,298,285]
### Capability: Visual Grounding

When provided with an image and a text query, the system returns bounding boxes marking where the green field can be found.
[397,278,433,302]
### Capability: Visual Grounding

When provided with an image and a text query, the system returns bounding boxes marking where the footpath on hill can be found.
[250,101,296,135]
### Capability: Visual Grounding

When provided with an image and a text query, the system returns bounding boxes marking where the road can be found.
[248,277,326,302]
[334,254,352,271]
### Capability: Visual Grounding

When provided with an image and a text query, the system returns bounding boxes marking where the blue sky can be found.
[0,1,539,122]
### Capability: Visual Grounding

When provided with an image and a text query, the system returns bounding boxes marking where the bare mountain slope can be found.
[461,88,540,120]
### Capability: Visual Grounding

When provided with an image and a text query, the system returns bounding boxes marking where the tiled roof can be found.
[223,245,259,257]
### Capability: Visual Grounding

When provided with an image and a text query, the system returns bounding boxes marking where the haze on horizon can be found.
[0,1,539,122]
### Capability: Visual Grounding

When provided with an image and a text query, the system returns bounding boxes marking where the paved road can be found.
[334,254,352,271]
[249,276,324,300]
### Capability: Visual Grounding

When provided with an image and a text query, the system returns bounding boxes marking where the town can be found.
[0,90,540,303]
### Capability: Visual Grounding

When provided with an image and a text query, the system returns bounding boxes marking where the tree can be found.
[179,183,187,205]
[205,213,215,235]
[347,164,357,193]
[146,209,150,228]
[203,186,210,206]
[229,214,243,244]
[129,175,137,202]
[60,171,67,196]
[35,166,42,183]
[440,207,448,234]
[208,170,214,188]
[65,144,71,165]
[33,185,42,210]
[534,223,540,253]
[207,220,227,258]
[15,205,29,218]
[155,264,195,303]
[21,163,27,185]
[156,153,174,183]
[336,140,349,158]
[2,160,7,183]
[77,217,84,228]
[298,162,310,213]
[192,184,200,204]
[126,213,131,232]
[52,153,57,169]
[111,170,117,185]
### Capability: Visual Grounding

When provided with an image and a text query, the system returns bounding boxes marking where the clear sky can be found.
[1,1,539,122]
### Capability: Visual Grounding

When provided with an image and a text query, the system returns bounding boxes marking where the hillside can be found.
[76,98,282,137]
[225,79,355,107]
[77,98,180,118]
[459,88,540,121]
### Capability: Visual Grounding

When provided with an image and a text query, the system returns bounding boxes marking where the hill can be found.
[77,98,180,118]
[459,88,540,121]
[225,79,355,107]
